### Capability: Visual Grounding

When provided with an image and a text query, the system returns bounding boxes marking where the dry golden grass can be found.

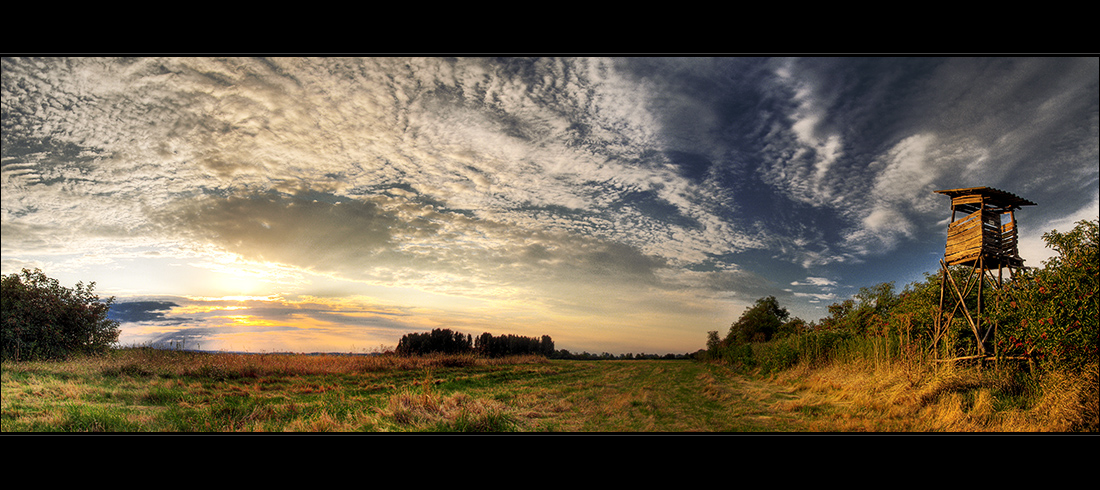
[375,370,516,431]
[696,371,733,402]
[773,358,1099,432]
[1030,363,1100,432]
[81,348,549,378]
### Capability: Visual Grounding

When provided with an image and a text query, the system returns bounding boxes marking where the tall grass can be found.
[90,347,547,379]
[381,369,517,432]
[720,328,1098,432]
[772,356,1098,431]
[705,323,1097,432]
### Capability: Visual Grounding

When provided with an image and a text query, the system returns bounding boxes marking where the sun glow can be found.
[209,263,279,296]
[186,249,309,298]
[220,314,283,327]
[179,295,284,307]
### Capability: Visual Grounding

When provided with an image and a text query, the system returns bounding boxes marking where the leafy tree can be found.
[817,282,900,336]
[2,268,120,361]
[818,298,855,331]
[777,317,810,338]
[726,296,789,345]
[539,335,555,357]
[705,330,721,357]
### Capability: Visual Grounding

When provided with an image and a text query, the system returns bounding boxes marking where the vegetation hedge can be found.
[703,219,1099,375]
[1,268,120,361]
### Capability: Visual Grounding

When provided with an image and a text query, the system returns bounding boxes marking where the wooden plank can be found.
[946,241,979,252]
[946,248,982,262]
[947,217,983,238]
[946,254,980,264]
[947,228,986,248]
[948,209,983,227]
[952,195,984,207]
[948,215,982,230]
[948,227,981,240]
[947,229,982,243]
[947,236,983,252]
[952,194,984,202]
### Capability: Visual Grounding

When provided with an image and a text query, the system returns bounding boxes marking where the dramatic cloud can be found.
[3,57,1097,354]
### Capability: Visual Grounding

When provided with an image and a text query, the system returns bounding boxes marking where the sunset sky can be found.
[3,57,1097,355]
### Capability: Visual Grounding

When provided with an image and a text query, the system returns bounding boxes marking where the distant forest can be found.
[395,328,695,360]
[396,328,554,358]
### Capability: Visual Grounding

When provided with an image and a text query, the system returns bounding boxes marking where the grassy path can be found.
[429,360,816,432]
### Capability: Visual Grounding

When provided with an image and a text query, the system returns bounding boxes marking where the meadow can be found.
[1,348,790,432]
[3,345,1094,432]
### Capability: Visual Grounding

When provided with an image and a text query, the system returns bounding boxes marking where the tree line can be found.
[394,328,696,360]
[551,350,695,360]
[395,328,555,358]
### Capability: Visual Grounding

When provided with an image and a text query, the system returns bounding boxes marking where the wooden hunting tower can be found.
[936,187,1036,270]
[932,187,1036,359]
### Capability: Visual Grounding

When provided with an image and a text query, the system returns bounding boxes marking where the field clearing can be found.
[1,348,819,432]
[3,348,1093,432]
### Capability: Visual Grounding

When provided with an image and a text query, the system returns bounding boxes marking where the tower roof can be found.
[934,186,1036,210]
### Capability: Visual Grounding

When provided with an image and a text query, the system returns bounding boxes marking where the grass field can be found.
[2,347,1094,432]
[1,348,803,432]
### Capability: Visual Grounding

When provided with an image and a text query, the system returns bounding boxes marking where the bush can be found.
[995,220,1098,372]
[1,268,120,361]
[752,340,800,374]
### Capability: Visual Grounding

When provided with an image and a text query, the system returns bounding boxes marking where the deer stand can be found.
[932,187,1035,365]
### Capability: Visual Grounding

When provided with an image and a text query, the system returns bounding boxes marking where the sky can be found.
[2,56,1098,355]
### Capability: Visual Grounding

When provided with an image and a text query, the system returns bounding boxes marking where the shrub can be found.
[995,220,1098,372]
[753,340,800,374]
[721,343,755,369]
[1,268,120,361]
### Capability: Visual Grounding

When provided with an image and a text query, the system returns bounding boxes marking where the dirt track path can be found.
[483,360,824,432]
[692,362,820,431]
